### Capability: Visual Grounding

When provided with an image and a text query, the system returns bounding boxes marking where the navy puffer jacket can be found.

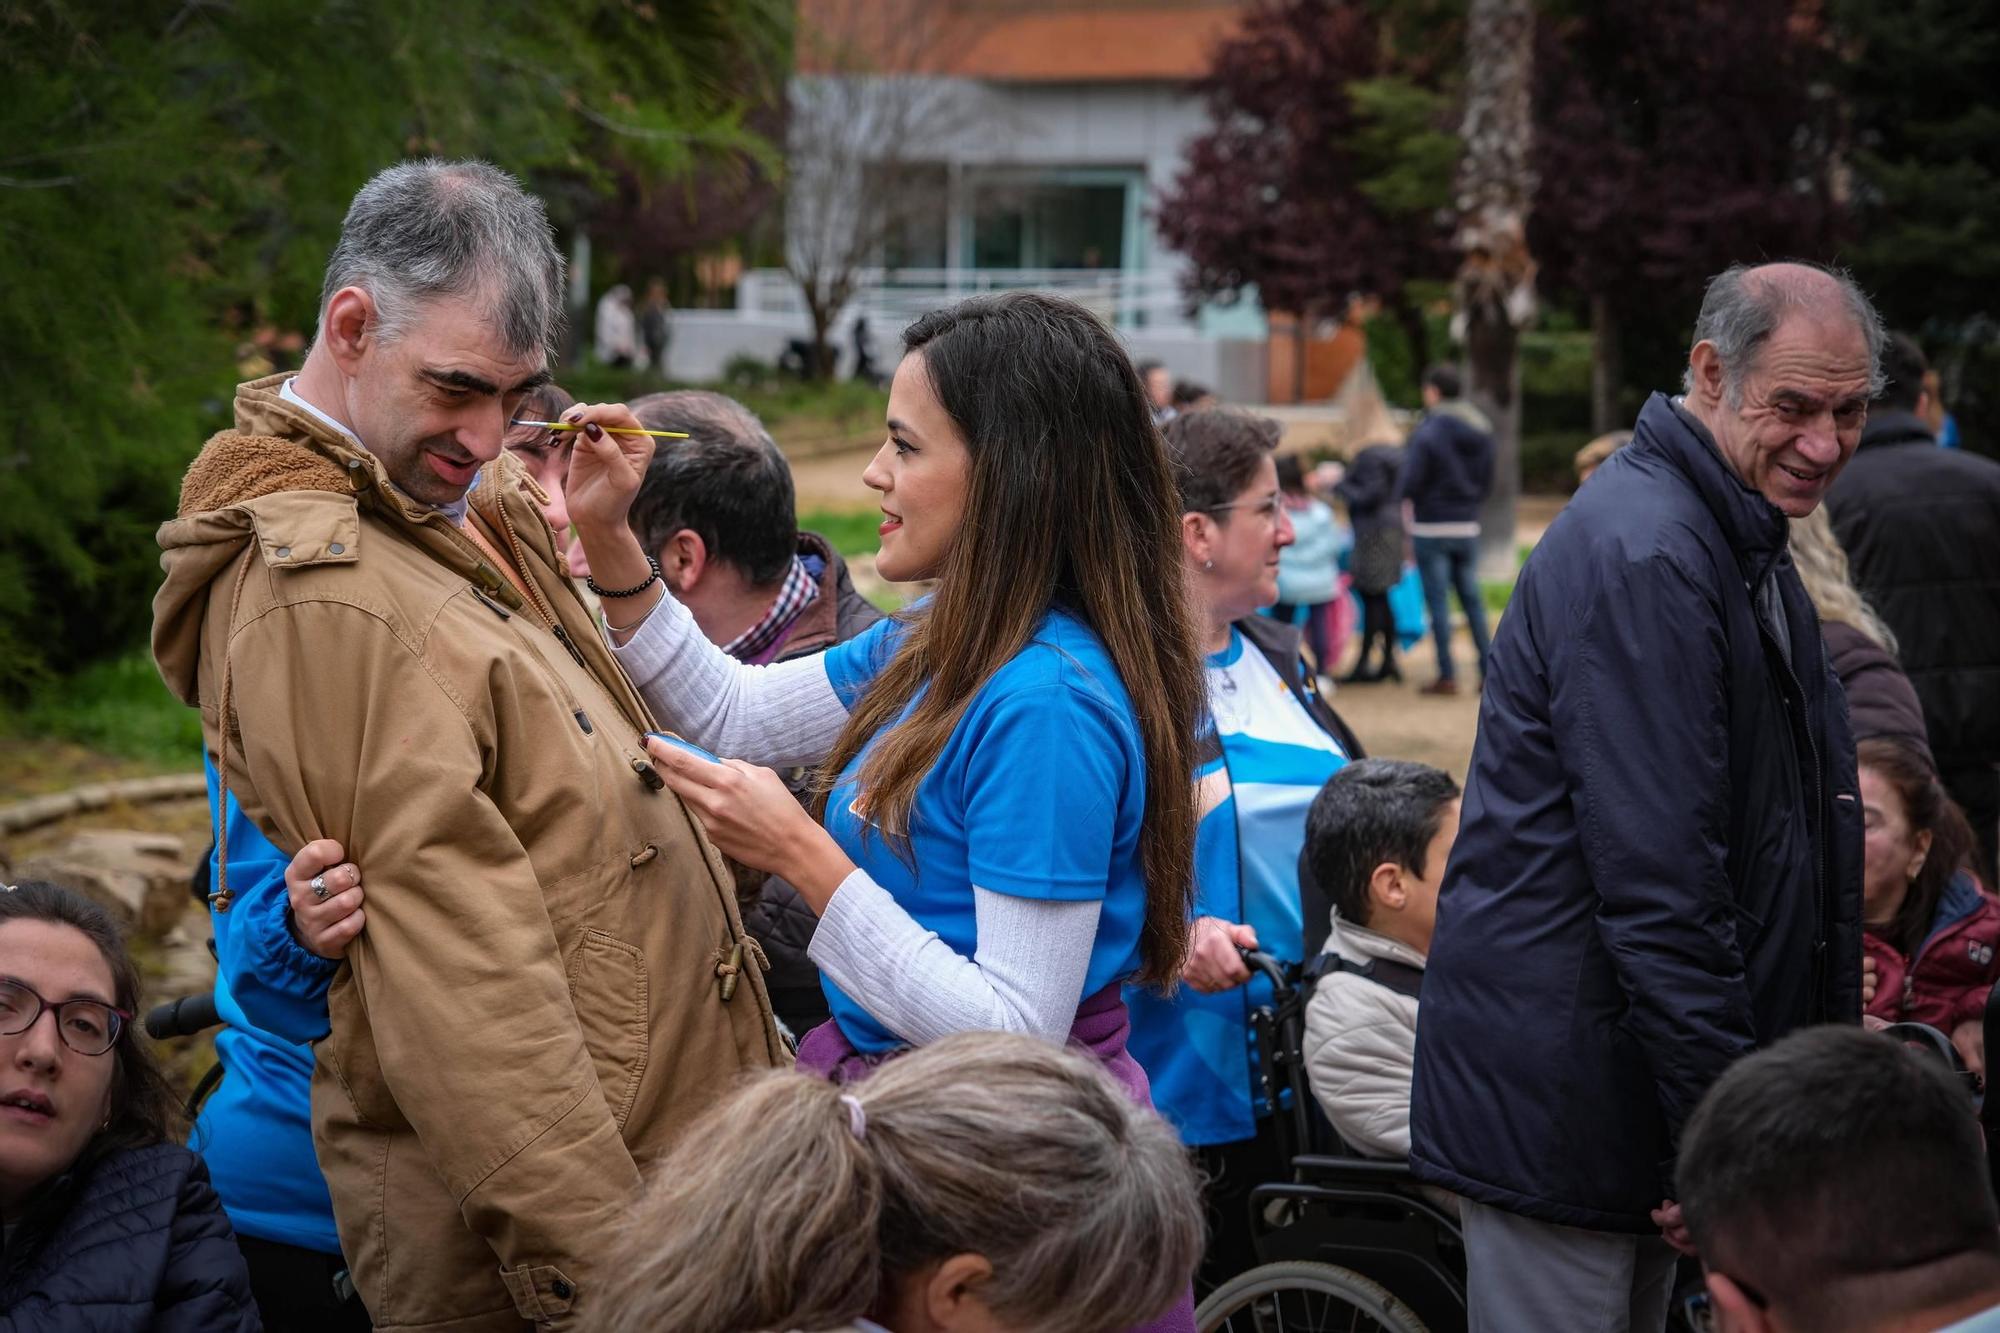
[0,1142,259,1331]
[1409,394,1863,1233]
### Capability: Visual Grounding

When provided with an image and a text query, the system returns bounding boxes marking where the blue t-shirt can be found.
[818,608,1151,1054]
[1127,628,1350,1145]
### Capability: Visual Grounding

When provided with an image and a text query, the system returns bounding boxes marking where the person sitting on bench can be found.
[1302,760,1462,1158]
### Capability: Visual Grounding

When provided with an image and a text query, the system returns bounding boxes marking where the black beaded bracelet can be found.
[586,555,663,600]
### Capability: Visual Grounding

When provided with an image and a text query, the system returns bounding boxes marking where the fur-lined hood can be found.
[151,372,540,708]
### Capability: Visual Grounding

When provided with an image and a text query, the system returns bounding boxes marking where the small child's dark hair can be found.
[1306,759,1461,928]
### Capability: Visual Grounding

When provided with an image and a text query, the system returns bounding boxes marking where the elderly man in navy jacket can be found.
[1410,262,1872,1332]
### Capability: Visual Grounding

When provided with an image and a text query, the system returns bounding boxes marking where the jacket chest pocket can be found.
[566,930,650,1128]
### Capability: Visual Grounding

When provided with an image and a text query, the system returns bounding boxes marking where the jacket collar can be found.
[1637,392,1790,573]
[1329,915,1428,969]
[1858,408,1937,452]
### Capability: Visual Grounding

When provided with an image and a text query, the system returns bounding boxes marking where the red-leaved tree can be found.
[1154,0,1457,363]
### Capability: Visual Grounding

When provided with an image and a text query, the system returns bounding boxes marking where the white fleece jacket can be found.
[1302,916,1426,1159]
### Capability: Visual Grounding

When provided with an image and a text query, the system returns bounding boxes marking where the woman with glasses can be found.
[0,879,258,1330]
[1122,408,1365,1294]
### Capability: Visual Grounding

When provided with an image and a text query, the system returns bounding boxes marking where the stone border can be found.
[0,774,207,838]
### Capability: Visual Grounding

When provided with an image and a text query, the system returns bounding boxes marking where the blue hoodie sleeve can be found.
[204,756,339,1045]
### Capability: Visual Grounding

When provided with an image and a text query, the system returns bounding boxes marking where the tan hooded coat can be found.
[153,375,786,1331]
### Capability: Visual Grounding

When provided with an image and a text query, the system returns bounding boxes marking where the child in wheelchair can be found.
[1302,760,1462,1159]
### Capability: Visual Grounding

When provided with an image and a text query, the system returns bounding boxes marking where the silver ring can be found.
[310,875,331,901]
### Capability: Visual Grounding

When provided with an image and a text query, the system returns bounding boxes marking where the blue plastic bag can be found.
[1388,562,1429,651]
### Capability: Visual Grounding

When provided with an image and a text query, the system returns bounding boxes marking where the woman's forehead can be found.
[0,919,116,1002]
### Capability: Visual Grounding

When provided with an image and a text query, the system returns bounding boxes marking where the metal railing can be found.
[735,266,1199,332]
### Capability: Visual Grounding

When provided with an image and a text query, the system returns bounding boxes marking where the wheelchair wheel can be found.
[1197,1259,1430,1333]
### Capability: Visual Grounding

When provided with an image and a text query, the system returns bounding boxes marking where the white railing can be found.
[735,266,1199,333]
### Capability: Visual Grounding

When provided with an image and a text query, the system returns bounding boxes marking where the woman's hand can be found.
[1862,953,1878,1006]
[285,840,365,960]
[645,736,855,911]
[560,402,654,539]
[1184,916,1258,993]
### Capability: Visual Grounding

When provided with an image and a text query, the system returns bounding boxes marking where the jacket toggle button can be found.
[629,844,658,868]
[717,940,744,1002]
[630,755,665,791]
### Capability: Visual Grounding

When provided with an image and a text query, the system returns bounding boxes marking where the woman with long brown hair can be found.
[564,296,1203,1111]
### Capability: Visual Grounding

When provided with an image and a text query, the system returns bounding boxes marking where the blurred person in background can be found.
[594,281,637,368]
[638,278,672,377]
[1827,332,2000,887]
[1334,440,1407,684]
[1270,453,1345,679]
[1398,365,1495,697]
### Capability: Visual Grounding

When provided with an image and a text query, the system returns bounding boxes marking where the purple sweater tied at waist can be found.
[793,984,1196,1333]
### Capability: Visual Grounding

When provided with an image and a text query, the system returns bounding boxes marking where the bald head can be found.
[1684,262,1885,406]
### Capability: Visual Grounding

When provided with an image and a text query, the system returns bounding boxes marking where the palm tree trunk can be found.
[1455,0,1537,579]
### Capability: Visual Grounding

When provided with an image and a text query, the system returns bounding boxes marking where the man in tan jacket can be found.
[152,159,785,1331]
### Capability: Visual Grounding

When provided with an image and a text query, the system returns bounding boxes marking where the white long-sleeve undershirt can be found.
[610,591,1102,1046]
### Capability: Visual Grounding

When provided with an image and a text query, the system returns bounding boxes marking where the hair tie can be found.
[838,1093,867,1141]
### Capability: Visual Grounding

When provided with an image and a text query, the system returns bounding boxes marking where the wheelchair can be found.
[1195,951,1466,1333]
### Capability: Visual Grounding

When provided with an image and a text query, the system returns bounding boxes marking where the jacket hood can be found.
[1432,399,1493,445]
[1329,914,1429,969]
[151,373,538,708]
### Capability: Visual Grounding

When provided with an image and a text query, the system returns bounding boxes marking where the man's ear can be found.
[1707,1271,1777,1333]
[1368,860,1406,915]
[661,530,707,591]
[1687,341,1728,409]
[924,1252,996,1329]
[322,287,377,377]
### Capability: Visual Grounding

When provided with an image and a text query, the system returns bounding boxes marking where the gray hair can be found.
[598,1032,1205,1333]
[317,159,565,356]
[1682,261,1886,404]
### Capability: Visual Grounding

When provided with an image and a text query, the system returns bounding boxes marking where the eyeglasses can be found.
[0,977,129,1057]
[1206,494,1284,522]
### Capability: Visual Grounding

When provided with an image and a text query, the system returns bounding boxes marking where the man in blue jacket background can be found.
[1410,261,1872,1332]
[1398,365,1496,696]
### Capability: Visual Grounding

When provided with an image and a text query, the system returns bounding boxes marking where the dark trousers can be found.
[1270,602,1333,673]
[1193,1119,1290,1296]
[1414,534,1492,683]
[1943,761,2000,889]
[237,1235,371,1333]
[1348,591,1399,677]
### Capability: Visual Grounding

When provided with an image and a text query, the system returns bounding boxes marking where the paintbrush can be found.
[510,419,689,439]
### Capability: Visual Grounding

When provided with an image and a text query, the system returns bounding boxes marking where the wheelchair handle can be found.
[1237,948,1290,993]
[145,992,221,1040]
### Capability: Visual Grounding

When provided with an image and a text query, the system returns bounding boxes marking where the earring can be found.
[1203,559,1215,571]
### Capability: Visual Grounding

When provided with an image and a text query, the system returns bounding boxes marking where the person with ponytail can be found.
[597,1032,1203,1333]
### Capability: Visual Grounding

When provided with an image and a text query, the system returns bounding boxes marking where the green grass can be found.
[799,508,883,560]
[8,651,203,769]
